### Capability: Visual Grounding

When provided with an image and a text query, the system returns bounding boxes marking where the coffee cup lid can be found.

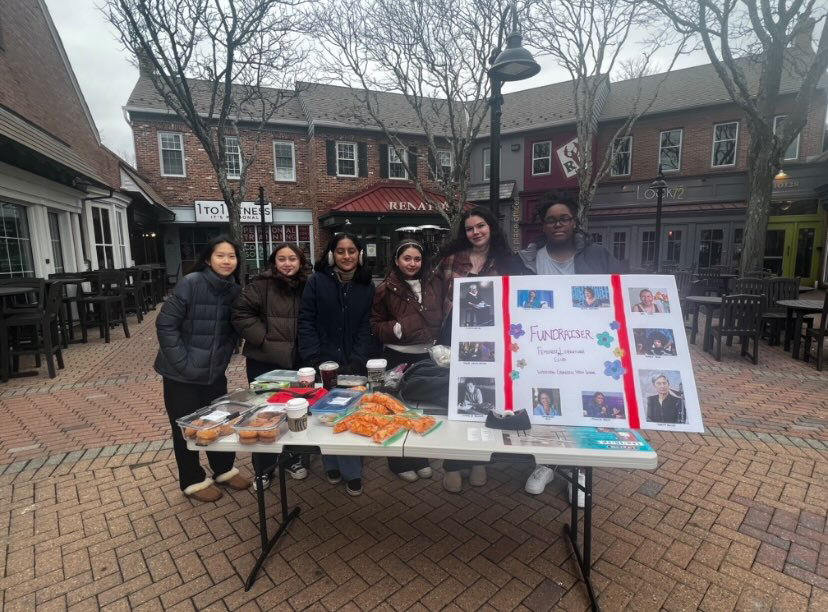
[297,367,315,376]
[319,361,339,370]
[366,359,387,369]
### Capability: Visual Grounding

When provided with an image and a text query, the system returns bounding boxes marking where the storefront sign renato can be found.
[387,201,436,212]
[635,185,685,201]
[194,200,273,223]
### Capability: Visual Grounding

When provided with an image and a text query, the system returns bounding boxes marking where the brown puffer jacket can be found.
[371,268,445,345]
[231,270,305,368]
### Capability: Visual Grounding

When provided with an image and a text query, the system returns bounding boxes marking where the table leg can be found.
[791,312,805,360]
[703,306,714,352]
[245,454,301,591]
[690,306,700,345]
[783,308,794,352]
[560,467,599,612]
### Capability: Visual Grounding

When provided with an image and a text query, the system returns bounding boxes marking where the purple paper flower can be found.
[597,331,614,348]
[604,360,626,380]
[610,321,621,331]
[510,323,525,339]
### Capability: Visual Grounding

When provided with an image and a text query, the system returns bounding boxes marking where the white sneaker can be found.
[397,470,418,482]
[568,471,586,508]
[525,465,555,495]
[253,473,272,491]
[416,466,433,479]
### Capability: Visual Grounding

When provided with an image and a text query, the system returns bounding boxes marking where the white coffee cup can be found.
[286,398,309,432]
[297,367,316,387]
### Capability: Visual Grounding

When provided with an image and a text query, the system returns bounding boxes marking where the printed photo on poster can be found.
[629,288,671,314]
[457,377,495,416]
[458,281,495,327]
[532,388,561,417]
[581,391,625,419]
[572,286,610,309]
[633,328,678,356]
[639,370,686,424]
[458,342,495,363]
[518,289,553,309]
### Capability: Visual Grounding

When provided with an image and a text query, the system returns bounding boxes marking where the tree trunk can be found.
[739,148,774,275]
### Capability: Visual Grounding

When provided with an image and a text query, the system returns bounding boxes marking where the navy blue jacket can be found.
[298,267,375,374]
[154,268,241,384]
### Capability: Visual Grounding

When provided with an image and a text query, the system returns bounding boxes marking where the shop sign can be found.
[635,185,685,201]
[773,179,800,189]
[387,201,435,212]
[194,200,272,223]
[366,244,377,257]
[556,138,580,178]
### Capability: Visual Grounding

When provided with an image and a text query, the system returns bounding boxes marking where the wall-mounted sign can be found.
[194,200,272,223]
[556,138,581,178]
[366,243,377,257]
[635,185,686,201]
[387,201,436,212]
[773,180,800,189]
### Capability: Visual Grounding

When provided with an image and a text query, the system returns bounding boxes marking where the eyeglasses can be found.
[544,215,575,227]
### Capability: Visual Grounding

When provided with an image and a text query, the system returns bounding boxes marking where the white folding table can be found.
[189,415,657,611]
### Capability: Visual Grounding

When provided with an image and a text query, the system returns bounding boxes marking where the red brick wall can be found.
[596,93,828,183]
[0,0,118,185]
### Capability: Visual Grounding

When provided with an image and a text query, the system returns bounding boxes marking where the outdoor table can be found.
[776,299,823,358]
[685,295,723,351]
[0,286,39,380]
[189,415,657,611]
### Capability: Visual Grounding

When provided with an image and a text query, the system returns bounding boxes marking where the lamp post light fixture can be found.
[650,165,668,274]
[488,1,540,218]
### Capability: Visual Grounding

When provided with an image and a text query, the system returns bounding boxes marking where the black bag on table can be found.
[398,360,450,410]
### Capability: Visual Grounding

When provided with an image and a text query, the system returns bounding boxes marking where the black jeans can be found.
[163,376,235,490]
[245,357,288,477]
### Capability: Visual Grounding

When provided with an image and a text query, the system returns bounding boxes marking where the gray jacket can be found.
[519,233,624,275]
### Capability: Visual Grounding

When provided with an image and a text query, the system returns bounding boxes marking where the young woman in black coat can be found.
[155,236,249,502]
[298,232,375,496]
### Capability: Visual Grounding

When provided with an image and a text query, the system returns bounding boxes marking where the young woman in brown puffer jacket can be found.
[231,243,308,488]
[371,239,445,483]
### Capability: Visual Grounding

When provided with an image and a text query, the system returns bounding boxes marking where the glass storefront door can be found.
[765,221,822,285]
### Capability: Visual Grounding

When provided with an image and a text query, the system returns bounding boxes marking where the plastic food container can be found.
[312,388,363,413]
[176,405,246,446]
[233,407,288,445]
[254,369,299,383]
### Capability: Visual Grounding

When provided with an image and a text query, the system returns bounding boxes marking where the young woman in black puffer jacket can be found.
[154,235,249,502]
[232,243,308,488]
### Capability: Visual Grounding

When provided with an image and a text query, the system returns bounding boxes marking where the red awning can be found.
[325,183,448,216]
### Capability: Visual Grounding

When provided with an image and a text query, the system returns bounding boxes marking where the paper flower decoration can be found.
[516,359,527,369]
[603,360,626,380]
[511,342,520,352]
[597,331,614,348]
[612,347,626,359]
[510,370,520,380]
[610,321,621,331]
[510,323,525,339]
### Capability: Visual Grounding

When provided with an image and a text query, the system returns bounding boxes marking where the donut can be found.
[238,430,258,445]
[183,427,197,438]
[196,429,219,445]
[258,430,277,442]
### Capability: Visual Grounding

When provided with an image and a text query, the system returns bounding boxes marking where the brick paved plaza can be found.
[1,304,827,611]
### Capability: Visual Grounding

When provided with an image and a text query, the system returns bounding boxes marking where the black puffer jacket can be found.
[154,268,242,384]
[231,269,305,368]
[298,267,375,374]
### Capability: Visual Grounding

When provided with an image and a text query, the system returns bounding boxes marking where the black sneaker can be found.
[253,472,272,491]
[346,478,363,497]
[326,469,342,484]
[286,457,308,480]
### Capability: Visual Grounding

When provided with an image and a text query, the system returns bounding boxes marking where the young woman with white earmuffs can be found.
[298,232,377,496]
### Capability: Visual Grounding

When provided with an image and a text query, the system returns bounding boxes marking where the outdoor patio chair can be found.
[122,268,146,322]
[76,270,130,344]
[712,294,763,364]
[802,293,828,371]
[733,277,767,304]
[0,281,65,381]
[166,263,181,294]
[762,277,801,346]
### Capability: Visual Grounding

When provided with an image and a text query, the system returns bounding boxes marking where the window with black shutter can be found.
[379,144,389,179]
[358,142,368,176]
[427,150,436,181]
[408,147,418,179]
[325,140,337,176]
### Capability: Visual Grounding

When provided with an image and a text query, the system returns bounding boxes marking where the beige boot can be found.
[215,467,251,490]
[184,478,223,502]
[469,465,487,487]
[443,470,462,493]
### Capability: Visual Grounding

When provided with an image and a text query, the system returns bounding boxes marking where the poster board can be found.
[448,275,703,433]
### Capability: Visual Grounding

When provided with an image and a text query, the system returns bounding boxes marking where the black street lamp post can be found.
[488,3,540,218]
[258,185,268,270]
[650,165,668,274]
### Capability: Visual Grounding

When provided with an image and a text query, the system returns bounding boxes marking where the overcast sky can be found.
[46,0,713,168]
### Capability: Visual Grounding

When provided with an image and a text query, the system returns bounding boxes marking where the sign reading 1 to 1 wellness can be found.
[448,274,704,433]
[194,200,273,223]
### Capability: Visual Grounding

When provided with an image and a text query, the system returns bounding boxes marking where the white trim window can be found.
[774,115,800,161]
[47,211,65,274]
[711,122,739,167]
[158,132,185,177]
[389,147,408,179]
[224,136,242,179]
[483,147,491,181]
[0,202,35,278]
[436,149,452,180]
[611,136,632,176]
[336,142,357,177]
[659,129,683,172]
[91,206,114,269]
[273,141,296,181]
[115,209,128,266]
[532,141,552,175]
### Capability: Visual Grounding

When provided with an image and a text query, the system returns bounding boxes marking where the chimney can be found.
[792,17,816,52]
[136,49,155,77]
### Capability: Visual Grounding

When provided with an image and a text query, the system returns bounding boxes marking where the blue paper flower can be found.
[510,323,525,339]
[610,321,621,331]
[510,370,520,380]
[604,360,626,380]
[597,331,614,348]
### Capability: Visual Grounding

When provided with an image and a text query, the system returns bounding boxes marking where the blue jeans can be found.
[322,455,362,481]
